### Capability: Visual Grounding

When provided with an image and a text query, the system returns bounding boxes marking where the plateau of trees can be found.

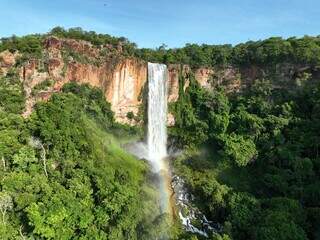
[136,36,320,68]
[1,27,320,69]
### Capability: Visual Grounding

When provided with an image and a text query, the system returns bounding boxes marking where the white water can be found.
[128,63,217,237]
[172,175,221,237]
[147,63,169,213]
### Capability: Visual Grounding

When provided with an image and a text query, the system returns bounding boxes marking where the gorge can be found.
[13,36,215,124]
[1,28,320,240]
[4,35,318,127]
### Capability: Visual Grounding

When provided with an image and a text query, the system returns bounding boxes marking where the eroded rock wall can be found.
[15,37,148,124]
[2,36,317,125]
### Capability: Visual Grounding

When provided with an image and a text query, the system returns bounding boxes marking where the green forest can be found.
[0,73,174,239]
[170,74,320,239]
[2,27,320,68]
[0,27,320,239]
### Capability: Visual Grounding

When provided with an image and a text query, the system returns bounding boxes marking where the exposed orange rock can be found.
[167,64,191,102]
[45,36,99,58]
[0,50,19,75]
[209,67,242,92]
[195,67,214,88]
[104,58,147,123]
[63,39,100,58]
[0,50,16,66]
[18,41,219,124]
[21,59,39,81]
[20,59,50,106]
[22,38,147,124]
[1,36,239,125]
[167,64,181,102]
[44,36,62,50]
[46,57,148,124]
[64,62,102,87]
[1,36,260,125]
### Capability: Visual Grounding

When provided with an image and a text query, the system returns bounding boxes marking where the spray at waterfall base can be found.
[154,158,176,217]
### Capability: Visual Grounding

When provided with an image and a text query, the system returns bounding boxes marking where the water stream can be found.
[147,63,171,213]
[128,62,218,238]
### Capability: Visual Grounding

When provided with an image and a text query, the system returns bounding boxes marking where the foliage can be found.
[2,28,320,70]
[171,73,320,239]
[0,34,43,57]
[0,72,25,114]
[50,26,137,56]
[135,36,320,68]
[126,111,135,120]
[222,134,257,167]
[0,82,166,239]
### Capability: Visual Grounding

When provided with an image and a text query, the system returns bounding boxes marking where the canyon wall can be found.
[1,36,318,124]
[19,37,149,123]
[5,36,215,124]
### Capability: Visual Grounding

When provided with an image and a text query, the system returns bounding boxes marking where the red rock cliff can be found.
[17,37,149,123]
[14,36,200,124]
[2,36,311,125]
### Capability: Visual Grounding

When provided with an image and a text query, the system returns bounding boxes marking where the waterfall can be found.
[127,63,217,237]
[147,63,170,213]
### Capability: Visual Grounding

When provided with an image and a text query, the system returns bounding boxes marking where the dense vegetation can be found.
[0,76,177,239]
[0,27,137,58]
[136,36,320,68]
[169,73,320,239]
[1,27,320,69]
[0,34,44,58]
[50,27,137,55]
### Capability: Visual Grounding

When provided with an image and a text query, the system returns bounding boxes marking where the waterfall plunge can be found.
[127,63,216,237]
[146,63,218,237]
[147,63,168,170]
[147,63,170,213]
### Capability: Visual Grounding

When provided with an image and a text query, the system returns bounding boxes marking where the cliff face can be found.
[105,59,147,122]
[0,50,20,75]
[9,37,202,124]
[167,64,190,102]
[17,37,149,123]
[1,36,318,124]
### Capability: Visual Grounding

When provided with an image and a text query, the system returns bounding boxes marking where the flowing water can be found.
[147,63,168,172]
[128,63,217,238]
[147,63,171,213]
[172,175,221,237]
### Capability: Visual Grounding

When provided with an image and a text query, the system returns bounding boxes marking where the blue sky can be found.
[1,0,319,48]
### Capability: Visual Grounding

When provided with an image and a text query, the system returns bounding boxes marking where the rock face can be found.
[16,37,149,124]
[59,59,148,124]
[195,68,214,88]
[0,37,233,124]
[105,59,147,122]
[167,64,191,102]
[11,37,197,124]
[1,36,318,124]
[0,50,19,75]
[167,112,176,126]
